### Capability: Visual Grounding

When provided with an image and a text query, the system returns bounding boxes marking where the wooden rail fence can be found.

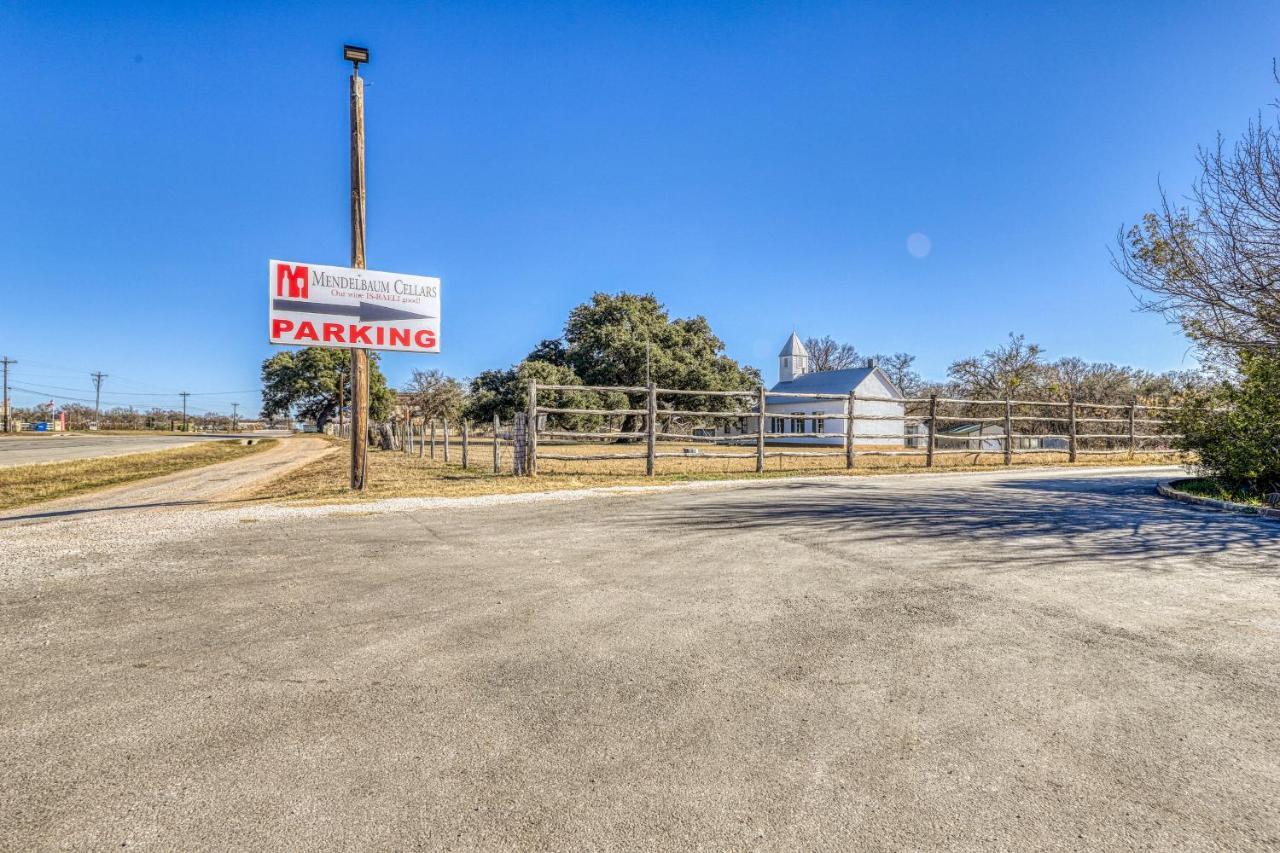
[522,380,1183,477]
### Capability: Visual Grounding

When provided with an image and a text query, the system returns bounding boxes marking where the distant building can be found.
[751,333,908,446]
[935,423,1067,451]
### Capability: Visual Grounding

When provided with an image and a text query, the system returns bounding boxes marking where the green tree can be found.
[261,347,394,430]
[1170,351,1280,496]
[560,293,760,403]
[463,361,613,432]
[465,292,760,430]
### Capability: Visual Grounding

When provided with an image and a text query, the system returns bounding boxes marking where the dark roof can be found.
[768,367,902,403]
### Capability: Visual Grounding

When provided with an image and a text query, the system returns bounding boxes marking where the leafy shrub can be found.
[1170,351,1280,496]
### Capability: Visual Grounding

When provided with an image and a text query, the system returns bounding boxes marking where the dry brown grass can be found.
[246,437,1185,504]
[0,439,276,511]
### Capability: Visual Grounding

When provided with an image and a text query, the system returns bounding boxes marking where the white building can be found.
[760,333,907,446]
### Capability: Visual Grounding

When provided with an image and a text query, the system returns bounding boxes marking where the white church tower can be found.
[778,332,809,383]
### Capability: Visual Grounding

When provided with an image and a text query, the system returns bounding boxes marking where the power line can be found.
[90,372,107,426]
[7,385,247,416]
[1,356,14,434]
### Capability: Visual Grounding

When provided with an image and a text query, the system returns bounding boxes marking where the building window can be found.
[814,411,824,434]
[791,412,805,434]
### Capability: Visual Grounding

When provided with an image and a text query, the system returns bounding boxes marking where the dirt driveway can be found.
[0,435,334,524]
[1,466,1277,849]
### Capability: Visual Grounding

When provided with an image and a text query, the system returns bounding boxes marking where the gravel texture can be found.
[1,464,1278,850]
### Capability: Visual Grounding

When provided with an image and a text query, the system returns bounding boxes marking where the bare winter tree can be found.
[803,336,860,372]
[947,334,1044,398]
[405,369,466,422]
[872,352,923,396]
[1041,357,1145,403]
[1116,107,1280,356]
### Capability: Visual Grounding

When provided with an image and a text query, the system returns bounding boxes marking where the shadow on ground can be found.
[631,472,1279,574]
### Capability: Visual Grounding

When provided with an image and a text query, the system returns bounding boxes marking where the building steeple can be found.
[778,332,809,382]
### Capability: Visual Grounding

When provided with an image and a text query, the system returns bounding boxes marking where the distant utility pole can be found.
[231,402,239,432]
[179,391,191,432]
[90,372,107,426]
[1,357,14,433]
[345,44,371,490]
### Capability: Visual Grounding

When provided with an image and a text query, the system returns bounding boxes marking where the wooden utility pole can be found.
[462,420,470,469]
[1,357,13,434]
[90,372,107,427]
[179,391,190,432]
[348,51,370,490]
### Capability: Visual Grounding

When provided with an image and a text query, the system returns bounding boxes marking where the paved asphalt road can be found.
[0,432,288,467]
[1,466,1277,849]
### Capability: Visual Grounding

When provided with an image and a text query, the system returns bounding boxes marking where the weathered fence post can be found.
[1128,398,1137,458]
[646,382,657,476]
[756,386,766,473]
[492,413,500,473]
[418,421,424,457]
[926,394,938,467]
[526,379,538,476]
[513,414,525,475]
[430,420,436,459]
[1068,396,1078,463]
[845,391,856,469]
[462,420,469,469]
[1003,397,1013,465]
[443,419,451,463]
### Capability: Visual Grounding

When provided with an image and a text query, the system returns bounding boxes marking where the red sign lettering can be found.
[276,263,309,299]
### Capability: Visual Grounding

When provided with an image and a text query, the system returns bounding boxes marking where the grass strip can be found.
[248,441,1182,505]
[1172,477,1265,507]
[0,439,276,511]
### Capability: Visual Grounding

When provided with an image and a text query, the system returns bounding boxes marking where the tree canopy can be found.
[941,333,1210,404]
[465,292,760,424]
[261,347,394,430]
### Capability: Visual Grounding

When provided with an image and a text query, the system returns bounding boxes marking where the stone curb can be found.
[1155,480,1280,523]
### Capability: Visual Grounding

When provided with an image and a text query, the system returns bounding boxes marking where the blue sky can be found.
[5,1,1279,415]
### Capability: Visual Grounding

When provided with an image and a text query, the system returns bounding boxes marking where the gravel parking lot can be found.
[1,466,1277,849]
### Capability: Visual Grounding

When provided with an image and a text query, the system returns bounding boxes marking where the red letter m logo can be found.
[276,264,309,298]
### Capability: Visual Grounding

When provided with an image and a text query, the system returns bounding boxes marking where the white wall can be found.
[762,373,906,446]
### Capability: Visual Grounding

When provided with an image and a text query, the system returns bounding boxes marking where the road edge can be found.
[1155,479,1280,522]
